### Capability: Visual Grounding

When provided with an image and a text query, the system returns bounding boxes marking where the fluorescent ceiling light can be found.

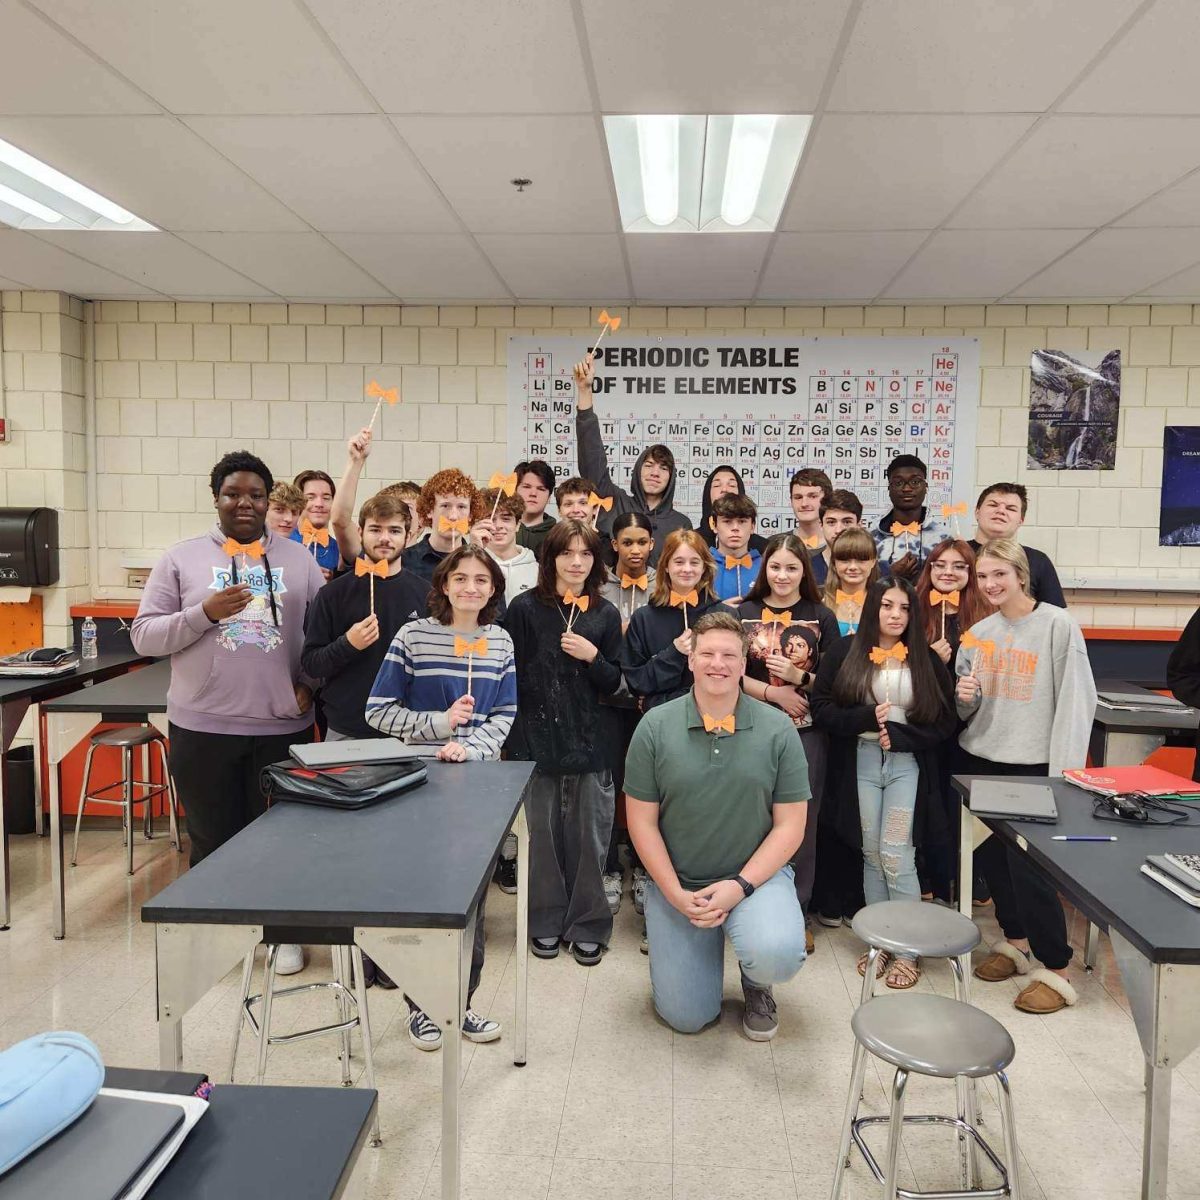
[636,115,680,227]
[0,181,61,223]
[0,135,155,231]
[721,115,777,227]
[604,114,810,234]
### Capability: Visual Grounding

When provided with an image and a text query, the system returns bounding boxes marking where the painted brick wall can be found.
[6,293,1200,632]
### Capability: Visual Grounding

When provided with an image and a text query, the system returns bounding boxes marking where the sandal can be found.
[886,957,921,990]
[857,949,892,979]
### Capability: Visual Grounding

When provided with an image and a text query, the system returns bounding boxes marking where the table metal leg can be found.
[357,924,469,1200]
[1084,920,1100,972]
[0,743,9,932]
[32,702,45,837]
[1109,930,1200,1199]
[514,803,529,1067]
[958,795,974,918]
[49,738,64,939]
[153,922,262,1070]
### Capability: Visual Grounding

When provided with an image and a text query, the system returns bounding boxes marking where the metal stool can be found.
[229,943,381,1146]
[852,901,985,1180]
[831,994,1021,1200]
[71,725,181,875]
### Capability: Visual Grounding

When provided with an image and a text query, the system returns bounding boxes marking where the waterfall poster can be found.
[1026,348,1120,471]
[1159,427,1200,546]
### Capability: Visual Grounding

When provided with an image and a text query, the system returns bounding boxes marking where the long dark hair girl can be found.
[534,519,609,605]
[832,578,949,726]
[744,532,823,606]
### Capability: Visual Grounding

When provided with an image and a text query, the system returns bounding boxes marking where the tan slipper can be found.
[973,941,1031,983]
[1014,969,1077,1014]
[886,957,921,990]
[857,949,892,978]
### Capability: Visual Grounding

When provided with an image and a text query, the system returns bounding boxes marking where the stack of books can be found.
[0,648,79,678]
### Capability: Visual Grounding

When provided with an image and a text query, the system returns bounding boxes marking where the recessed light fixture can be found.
[604,114,812,233]
[0,135,155,232]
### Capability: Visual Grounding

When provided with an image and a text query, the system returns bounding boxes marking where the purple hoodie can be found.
[132,525,325,736]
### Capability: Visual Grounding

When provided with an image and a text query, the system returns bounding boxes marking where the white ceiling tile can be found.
[178,233,393,300]
[0,116,307,232]
[26,0,367,114]
[883,229,1090,301]
[627,233,771,303]
[0,275,28,288]
[0,0,157,115]
[583,0,853,113]
[757,232,928,302]
[477,234,627,302]
[1114,168,1200,227]
[782,115,1034,232]
[33,231,274,297]
[827,0,1143,113]
[1010,228,1200,299]
[393,116,617,234]
[183,116,458,234]
[1135,259,1200,298]
[325,233,510,302]
[0,230,157,294]
[949,116,1200,230]
[1062,0,1200,115]
[307,0,588,114]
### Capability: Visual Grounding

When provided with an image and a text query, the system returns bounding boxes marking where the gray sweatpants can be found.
[527,768,615,946]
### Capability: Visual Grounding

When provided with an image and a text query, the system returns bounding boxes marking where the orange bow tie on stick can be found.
[589,309,623,357]
[931,588,961,640]
[439,516,469,547]
[222,537,262,574]
[869,642,909,704]
[762,610,793,627]
[454,634,488,694]
[300,518,330,550]
[366,378,400,432]
[670,589,699,629]
[487,471,518,520]
[621,573,648,590]
[961,629,996,674]
[588,491,613,528]
[355,555,388,615]
[702,713,736,735]
[563,590,589,632]
[890,519,920,557]
[941,501,968,538]
[836,589,865,607]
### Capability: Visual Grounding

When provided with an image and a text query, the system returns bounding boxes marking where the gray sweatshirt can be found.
[131,525,325,737]
[955,603,1096,776]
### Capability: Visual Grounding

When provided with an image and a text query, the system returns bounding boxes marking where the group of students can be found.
[130,351,1094,1050]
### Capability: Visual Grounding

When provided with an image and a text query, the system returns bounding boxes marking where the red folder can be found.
[1063,766,1200,798]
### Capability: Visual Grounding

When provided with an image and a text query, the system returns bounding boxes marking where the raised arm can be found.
[330,427,372,564]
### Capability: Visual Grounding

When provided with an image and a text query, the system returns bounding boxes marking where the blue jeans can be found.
[644,866,807,1034]
[856,740,920,906]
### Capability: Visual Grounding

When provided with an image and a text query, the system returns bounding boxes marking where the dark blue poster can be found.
[1160,426,1200,546]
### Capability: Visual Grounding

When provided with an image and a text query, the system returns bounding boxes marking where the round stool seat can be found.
[852,994,1014,1080]
[851,899,980,959]
[91,725,163,749]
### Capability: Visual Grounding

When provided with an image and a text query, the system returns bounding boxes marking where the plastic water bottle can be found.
[81,616,98,660]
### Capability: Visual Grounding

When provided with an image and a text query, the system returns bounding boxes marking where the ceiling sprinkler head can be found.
[511,177,532,192]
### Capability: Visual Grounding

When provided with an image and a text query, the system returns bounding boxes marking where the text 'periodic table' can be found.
[507,337,980,533]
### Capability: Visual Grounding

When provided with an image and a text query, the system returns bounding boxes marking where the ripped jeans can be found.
[855,740,920,906]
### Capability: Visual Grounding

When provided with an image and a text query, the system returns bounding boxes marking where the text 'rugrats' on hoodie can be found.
[131,525,326,737]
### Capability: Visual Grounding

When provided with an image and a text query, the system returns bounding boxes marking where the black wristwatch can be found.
[734,874,755,898]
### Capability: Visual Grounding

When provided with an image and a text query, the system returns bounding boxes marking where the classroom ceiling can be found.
[2,0,1200,304]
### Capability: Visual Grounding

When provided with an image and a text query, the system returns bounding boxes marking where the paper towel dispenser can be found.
[0,508,59,586]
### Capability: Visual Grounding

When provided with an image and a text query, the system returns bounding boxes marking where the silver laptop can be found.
[289,739,438,768]
[968,781,1059,824]
[1097,689,1186,709]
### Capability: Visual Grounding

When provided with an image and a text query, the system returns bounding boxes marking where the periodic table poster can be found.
[507,336,980,535]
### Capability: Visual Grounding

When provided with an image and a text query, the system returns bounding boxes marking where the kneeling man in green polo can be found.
[625,610,810,1040]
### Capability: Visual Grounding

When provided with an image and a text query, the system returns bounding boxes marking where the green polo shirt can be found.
[623,691,810,890]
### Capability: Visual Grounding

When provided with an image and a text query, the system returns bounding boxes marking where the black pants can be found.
[168,723,312,866]
[790,727,826,912]
[605,705,641,875]
[959,751,1072,971]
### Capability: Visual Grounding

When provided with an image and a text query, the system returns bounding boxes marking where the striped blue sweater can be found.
[365,619,517,761]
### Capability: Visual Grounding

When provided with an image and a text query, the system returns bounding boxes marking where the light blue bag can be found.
[0,1032,104,1175]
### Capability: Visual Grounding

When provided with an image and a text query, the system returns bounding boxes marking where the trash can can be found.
[3,745,36,835]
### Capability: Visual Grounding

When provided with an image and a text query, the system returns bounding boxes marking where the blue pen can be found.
[1051,835,1117,842]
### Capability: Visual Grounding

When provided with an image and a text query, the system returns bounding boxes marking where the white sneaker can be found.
[274,944,304,976]
[603,872,623,915]
[632,867,648,916]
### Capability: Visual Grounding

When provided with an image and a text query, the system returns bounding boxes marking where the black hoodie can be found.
[621,595,728,709]
[577,407,692,564]
[697,464,768,554]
